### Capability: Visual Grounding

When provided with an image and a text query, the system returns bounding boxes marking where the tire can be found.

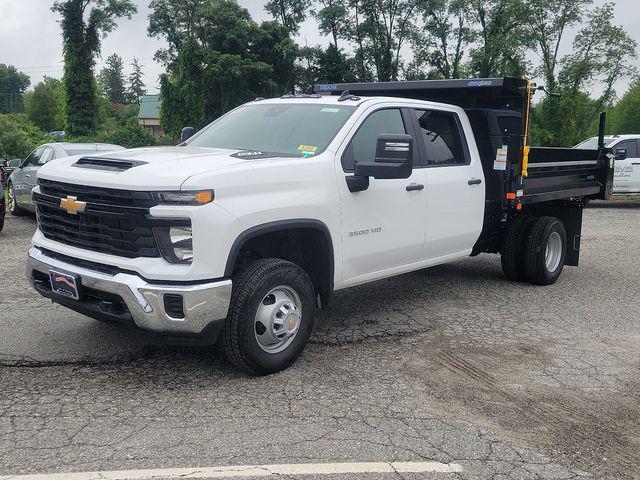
[7,182,26,216]
[501,215,536,282]
[524,217,567,286]
[220,258,316,375]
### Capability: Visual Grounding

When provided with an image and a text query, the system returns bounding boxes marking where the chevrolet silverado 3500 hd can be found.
[26,78,614,374]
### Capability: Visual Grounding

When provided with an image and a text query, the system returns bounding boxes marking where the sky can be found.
[1,0,639,97]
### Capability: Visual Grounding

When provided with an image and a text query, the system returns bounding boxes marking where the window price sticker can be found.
[494,145,508,171]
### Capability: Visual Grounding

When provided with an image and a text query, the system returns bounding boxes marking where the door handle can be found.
[406,183,424,191]
[468,178,482,185]
[24,174,30,178]
[632,162,640,165]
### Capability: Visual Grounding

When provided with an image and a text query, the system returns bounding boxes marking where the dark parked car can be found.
[0,168,5,233]
[7,142,124,215]
[1,159,20,187]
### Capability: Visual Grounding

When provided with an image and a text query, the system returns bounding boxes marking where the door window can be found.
[38,148,55,165]
[23,147,44,167]
[342,108,406,171]
[615,140,638,158]
[413,110,468,166]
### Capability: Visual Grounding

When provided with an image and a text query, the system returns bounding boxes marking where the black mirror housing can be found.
[181,127,195,143]
[615,148,627,161]
[354,134,413,180]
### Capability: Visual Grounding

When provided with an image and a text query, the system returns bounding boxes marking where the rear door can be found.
[337,106,427,284]
[411,107,485,261]
[613,139,640,193]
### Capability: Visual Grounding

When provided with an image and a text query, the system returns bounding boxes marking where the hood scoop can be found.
[73,156,148,172]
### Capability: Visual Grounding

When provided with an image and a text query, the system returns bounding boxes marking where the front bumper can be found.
[26,247,232,335]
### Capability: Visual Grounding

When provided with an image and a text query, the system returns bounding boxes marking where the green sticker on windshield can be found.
[321,107,341,113]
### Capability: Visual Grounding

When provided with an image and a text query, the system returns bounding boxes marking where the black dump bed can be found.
[314,78,614,214]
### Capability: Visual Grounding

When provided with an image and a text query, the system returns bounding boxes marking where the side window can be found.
[616,140,638,158]
[414,110,468,166]
[23,147,44,167]
[38,148,54,165]
[342,108,406,171]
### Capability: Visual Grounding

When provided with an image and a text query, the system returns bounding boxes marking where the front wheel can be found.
[524,217,567,285]
[220,258,316,375]
[7,183,26,216]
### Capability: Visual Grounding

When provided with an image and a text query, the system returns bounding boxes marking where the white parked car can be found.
[8,142,125,215]
[575,135,640,194]
[26,78,614,374]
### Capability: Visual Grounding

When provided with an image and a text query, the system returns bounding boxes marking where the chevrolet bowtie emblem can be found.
[59,195,87,215]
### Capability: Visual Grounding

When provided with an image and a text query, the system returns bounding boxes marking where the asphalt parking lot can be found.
[1,202,639,480]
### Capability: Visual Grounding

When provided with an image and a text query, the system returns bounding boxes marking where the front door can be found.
[613,139,640,194]
[13,147,44,207]
[411,108,485,260]
[337,107,427,283]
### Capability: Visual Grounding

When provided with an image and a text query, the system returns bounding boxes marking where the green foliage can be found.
[126,59,146,103]
[0,114,49,159]
[265,0,311,35]
[0,64,30,114]
[99,53,126,104]
[467,0,530,78]
[25,77,65,133]
[68,104,155,149]
[52,0,136,135]
[150,0,298,136]
[607,78,640,134]
[313,0,349,47]
[411,0,473,79]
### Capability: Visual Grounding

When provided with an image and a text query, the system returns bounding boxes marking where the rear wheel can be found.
[524,217,567,285]
[501,215,535,281]
[7,182,26,216]
[220,258,315,375]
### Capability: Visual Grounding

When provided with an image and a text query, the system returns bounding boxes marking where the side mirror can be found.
[181,127,195,143]
[354,134,413,180]
[8,159,21,168]
[615,148,627,161]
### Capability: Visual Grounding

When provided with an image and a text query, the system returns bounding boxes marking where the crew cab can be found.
[26,78,614,375]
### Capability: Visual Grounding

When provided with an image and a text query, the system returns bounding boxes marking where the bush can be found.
[0,113,48,159]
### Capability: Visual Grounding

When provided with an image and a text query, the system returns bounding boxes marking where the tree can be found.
[609,78,640,134]
[150,0,296,135]
[126,58,147,103]
[531,3,638,146]
[52,0,136,135]
[265,0,311,35]
[0,114,48,160]
[467,0,529,78]
[350,0,419,81]
[0,64,30,114]
[411,0,473,79]
[99,53,126,104]
[313,0,349,47]
[523,0,590,92]
[25,77,65,132]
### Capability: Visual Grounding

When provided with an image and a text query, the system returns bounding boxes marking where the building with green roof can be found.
[138,94,164,139]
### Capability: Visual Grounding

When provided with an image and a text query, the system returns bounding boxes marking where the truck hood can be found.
[37,146,253,190]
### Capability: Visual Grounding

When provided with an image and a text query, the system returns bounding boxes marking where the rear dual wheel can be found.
[501,216,567,285]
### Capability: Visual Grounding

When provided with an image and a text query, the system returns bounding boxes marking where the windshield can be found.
[186,103,356,157]
[574,137,614,149]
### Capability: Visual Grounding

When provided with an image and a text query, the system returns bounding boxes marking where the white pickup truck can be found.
[26,78,614,374]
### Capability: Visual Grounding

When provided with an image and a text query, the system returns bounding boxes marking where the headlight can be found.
[154,226,193,264]
[153,190,214,205]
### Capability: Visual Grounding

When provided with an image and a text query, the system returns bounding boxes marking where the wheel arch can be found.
[224,219,335,306]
